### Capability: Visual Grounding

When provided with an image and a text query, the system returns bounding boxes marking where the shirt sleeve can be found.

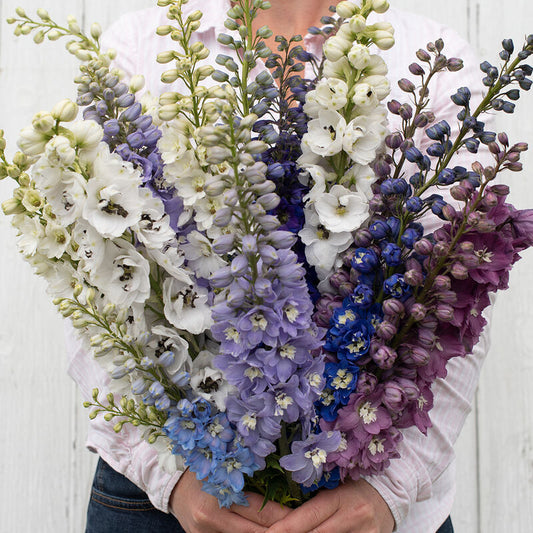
[364,19,495,528]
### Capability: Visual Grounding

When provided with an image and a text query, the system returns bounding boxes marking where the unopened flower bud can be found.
[336,1,358,18]
[383,382,407,412]
[414,238,433,256]
[356,371,378,394]
[372,345,397,369]
[371,0,390,14]
[90,22,102,40]
[400,345,430,366]
[382,298,404,317]
[404,269,424,286]
[435,303,455,321]
[51,99,78,122]
[376,320,397,341]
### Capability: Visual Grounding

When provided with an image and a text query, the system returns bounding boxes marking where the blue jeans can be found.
[86,458,454,533]
[86,458,185,532]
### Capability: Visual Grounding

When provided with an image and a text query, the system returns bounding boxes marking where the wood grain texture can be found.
[0,1,531,532]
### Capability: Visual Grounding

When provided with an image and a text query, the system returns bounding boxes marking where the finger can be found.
[231,493,291,527]
[201,508,268,533]
[265,495,338,533]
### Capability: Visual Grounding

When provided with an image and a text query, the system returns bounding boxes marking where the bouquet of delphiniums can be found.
[2,0,533,507]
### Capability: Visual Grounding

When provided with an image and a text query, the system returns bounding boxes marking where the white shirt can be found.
[67,2,492,531]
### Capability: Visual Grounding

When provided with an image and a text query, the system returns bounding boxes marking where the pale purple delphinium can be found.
[280,431,342,486]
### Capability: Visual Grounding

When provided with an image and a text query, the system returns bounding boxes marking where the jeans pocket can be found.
[90,458,154,511]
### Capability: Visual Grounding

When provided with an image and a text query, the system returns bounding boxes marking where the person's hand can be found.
[170,469,291,533]
[265,479,395,533]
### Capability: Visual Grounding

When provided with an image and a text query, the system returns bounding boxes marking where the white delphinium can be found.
[83,145,144,238]
[343,107,388,165]
[312,78,349,111]
[163,149,201,187]
[17,126,49,156]
[46,173,87,226]
[91,238,151,308]
[146,325,193,378]
[181,230,226,279]
[190,350,235,412]
[72,219,107,274]
[305,109,346,157]
[299,208,353,279]
[194,194,223,232]
[146,243,191,284]
[38,219,71,259]
[44,135,76,167]
[158,119,191,165]
[300,164,336,203]
[340,164,378,200]
[162,277,212,335]
[42,261,84,299]
[12,214,44,256]
[33,157,81,192]
[314,184,370,233]
[133,188,176,249]
[175,168,210,207]
[70,120,104,164]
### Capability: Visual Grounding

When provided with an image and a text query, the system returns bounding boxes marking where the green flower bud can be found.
[15,7,27,17]
[6,17,16,25]
[73,283,83,297]
[245,140,268,154]
[104,412,114,422]
[85,287,96,304]
[0,137,6,152]
[103,303,116,317]
[157,50,175,64]
[156,25,173,36]
[195,48,209,60]
[92,388,99,401]
[88,410,98,420]
[197,65,214,79]
[158,104,180,121]
[51,99,78,122]
[187,10,203,22]
[90,22,102,40]
[190,41,205,54]
[18,172,30,187]
[189,20,201,32]
[13,151,29,168]
[37,8,50,21]
[20,24,32,35]
[256,25,273,39]
[0,165,8,180]
[371,0,390,13]
[161,69,179,84]
[106,392,115,405]
[33,30,45,44]
[336,1,358,18]
[129,74,145,93]
[68,19,81,34]
[7,165,20,178]
[32,111,55,133]
[46,29,61,41]
[2,198,25,215]
[75,49,92,61]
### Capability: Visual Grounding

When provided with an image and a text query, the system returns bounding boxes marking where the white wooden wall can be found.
[0,1,531,531]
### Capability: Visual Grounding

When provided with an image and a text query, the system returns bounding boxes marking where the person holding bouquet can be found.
[57,1,497,532]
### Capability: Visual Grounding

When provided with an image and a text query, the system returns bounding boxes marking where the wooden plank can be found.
[472,0,533,531]
[0,1,85,531]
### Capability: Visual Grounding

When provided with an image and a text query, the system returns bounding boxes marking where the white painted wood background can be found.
[0,1,531,531]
